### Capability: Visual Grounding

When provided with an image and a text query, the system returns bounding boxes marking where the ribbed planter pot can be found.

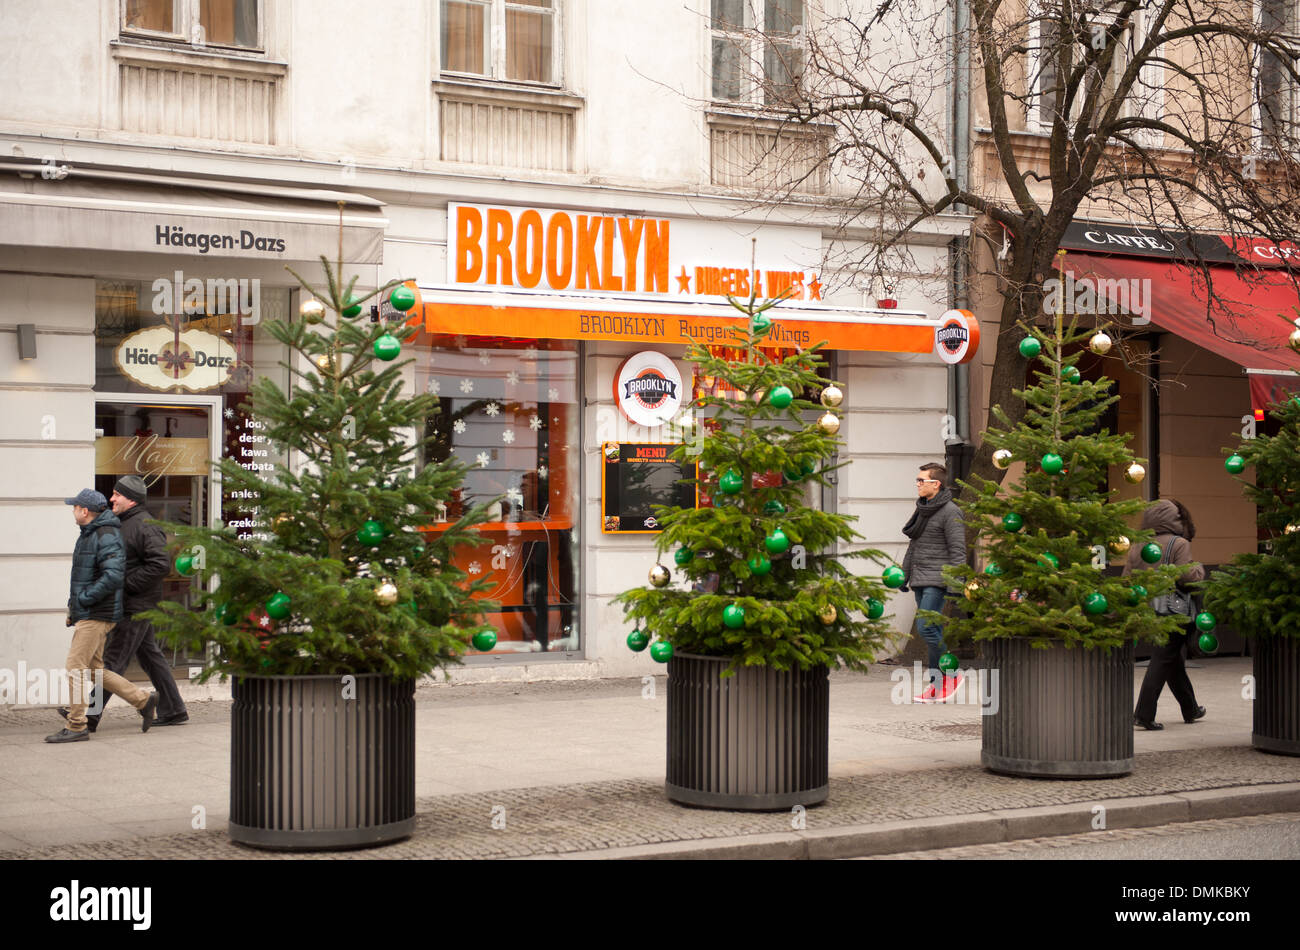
[665,652,829,810]
[1253,635,1300,756]
[229,673,416,850]
[981,639,1134,779]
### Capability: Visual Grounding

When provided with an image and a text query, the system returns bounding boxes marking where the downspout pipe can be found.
[947,0,973,479]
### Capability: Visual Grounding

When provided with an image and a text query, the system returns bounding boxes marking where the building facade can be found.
[0,1,973,694]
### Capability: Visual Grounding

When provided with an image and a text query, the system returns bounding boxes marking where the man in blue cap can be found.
[46,489,157,742]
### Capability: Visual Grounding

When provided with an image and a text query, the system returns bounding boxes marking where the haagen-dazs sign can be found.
[614,351,683,427]
[934,309,981,365]
[114,326,238,393]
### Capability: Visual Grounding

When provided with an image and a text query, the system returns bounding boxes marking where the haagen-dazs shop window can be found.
[414,334,580,655]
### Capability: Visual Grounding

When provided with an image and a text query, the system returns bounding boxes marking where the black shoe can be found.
[152,711,189,727]
[140,693,159,732]
[56,708,98,733]
[1134,716,1164,731]
[1184,705,1207,724]
[45,727,89,743]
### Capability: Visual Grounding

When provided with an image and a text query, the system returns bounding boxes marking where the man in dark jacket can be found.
[901,462,967,702]
[47,489,158,742]
[79,476,188,729]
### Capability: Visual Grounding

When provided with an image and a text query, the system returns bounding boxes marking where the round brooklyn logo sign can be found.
[934,309,980,365]
[615,351,684,427]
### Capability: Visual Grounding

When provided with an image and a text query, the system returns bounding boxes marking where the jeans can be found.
[913,586,949,686]
[90,618,186,720]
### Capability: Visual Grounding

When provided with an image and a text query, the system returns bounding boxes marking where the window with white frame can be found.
[123,0,261,50]
[441,0,557,85]
[711,0,804,107]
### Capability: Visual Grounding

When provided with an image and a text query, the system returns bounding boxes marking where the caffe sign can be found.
[114,326,238,393]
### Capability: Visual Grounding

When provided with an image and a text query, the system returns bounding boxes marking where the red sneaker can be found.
[938,674,965,701]
[913,684,937,703]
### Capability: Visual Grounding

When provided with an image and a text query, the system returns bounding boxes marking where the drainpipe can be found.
[946,0,973,480]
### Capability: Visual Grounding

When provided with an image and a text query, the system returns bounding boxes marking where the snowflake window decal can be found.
[459,379,474,394]
[502,430,515,444]
[453,419,466,434]
[529,415,542,431]
[485,402,500,417]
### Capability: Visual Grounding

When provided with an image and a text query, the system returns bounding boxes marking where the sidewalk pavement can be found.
[1,656,1298,859]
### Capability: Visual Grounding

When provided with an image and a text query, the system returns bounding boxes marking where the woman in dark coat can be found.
[1124,499,1207,730]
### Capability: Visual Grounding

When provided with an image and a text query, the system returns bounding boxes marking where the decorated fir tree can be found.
[145,255,497,679]
[937,312,1188,653]
[615,301,893,671]
[1202,395,1300,646]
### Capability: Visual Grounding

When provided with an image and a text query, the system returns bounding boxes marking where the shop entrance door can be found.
[94,395,222,678]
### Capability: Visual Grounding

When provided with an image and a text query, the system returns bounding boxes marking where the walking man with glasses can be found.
[900,463,966,702]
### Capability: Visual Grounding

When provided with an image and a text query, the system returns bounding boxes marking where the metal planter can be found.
[229,673,416,850]
[665,652,829,810]
[1253,635,1300,756]
[981,639,1134,778]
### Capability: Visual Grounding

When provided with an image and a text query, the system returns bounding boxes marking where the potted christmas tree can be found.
[1203,392,1300,756]
[939,310,1188,778]
[615,302,893,810]
[146,255,497,850]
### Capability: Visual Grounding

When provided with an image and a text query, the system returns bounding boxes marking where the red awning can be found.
[1060,250,1300,374]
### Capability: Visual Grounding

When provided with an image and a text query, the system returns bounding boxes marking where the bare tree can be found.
[715,0,1300,486]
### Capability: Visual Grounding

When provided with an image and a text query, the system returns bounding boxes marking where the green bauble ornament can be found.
[1225,454,1246,474]
[674,547,694,567]
[266,592,291,620]
[374,333,402,361]
[1002,512,1024,532]
[938,652,959,674]
[882,565,906,588]
[747,554,771,576]
[358,519,386,546]
[764,500,786,515]
[1195,611,1217,633]
[389,285,416,312]
[866,598,885,620]
[1127,584,1147,606]
[751,312,772,333]
[472,630,498,651]
[801,459,816,478]
[650,640,673,663]
[984,562,1003,576]
[1083,592,1108,615]
[1198,632,1219,654]
[768,385,794,409]
[215,602,235,625]
[175,554,195,576]
[1061,365,1082,384]
[1140,542,1162,564]
[719,469,744,494]
[342,294,363,318]
[1041,453,1064,475]
[723,604,746,629]
[1038,552,1059,570]
[764,528,790,554]
[783,466,802,483]
[1018,336,1042,359]
[626,630,649,652]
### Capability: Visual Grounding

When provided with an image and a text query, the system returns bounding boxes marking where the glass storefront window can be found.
[414,333,581,654]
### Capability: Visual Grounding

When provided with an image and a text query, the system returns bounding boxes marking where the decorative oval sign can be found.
[614,351,683,427]
[934,309,980,365]
[114,326,239,393]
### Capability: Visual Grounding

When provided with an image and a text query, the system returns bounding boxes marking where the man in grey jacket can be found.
[900,463,967,702]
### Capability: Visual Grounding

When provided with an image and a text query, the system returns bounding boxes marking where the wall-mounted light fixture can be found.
[17,324,36,360]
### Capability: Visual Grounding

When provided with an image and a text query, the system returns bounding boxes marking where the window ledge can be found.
[706,107,834,134]
[110,40,287,78]
[434,78,583,112]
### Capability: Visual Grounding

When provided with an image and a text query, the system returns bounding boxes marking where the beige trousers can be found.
[65,620,148,731]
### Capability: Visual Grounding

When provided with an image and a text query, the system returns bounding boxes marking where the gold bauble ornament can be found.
[992,449,1013,470]
[1124,462,1146,484]
[964,579,981,600]
[818,411,841,435]
[818,604,837,625]
[314,354,331,370]
[649,564,671,588]
[1108,535,1131,555]
[1286,524,1300,534]
[1089,331,1113,355]
[820,385,844,408]
[300,299,326,324]
[375,580,399,606]
[1290,328,1300,354]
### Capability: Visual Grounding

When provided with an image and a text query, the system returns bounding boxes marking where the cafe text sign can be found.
[449,203,824,301]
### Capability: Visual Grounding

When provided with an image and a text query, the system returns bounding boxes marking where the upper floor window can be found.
[442,0,556,85]
[711,0,804,107]
[1258,0,1300,142]
[123,0,261,50]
